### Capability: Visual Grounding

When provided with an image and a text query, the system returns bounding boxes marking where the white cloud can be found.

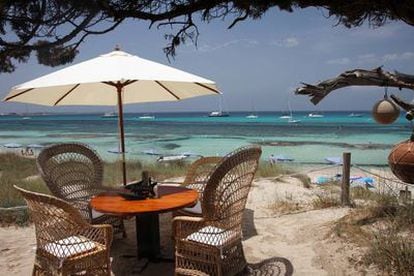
[383,51,414,62]
[271,37,299,48]
[326,57,351,65]
[326,52,414,66]
[197,39,259,53]
[355,52,414,64]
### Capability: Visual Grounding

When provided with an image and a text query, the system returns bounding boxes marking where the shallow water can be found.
[0,111,411,165]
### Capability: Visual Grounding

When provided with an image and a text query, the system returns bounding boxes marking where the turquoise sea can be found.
[0,111,411,166]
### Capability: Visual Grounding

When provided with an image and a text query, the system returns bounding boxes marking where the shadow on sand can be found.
[111,212,293,275]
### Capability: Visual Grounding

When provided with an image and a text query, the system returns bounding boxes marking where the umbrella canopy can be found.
[3,49,220,185]
[4,50,219,105]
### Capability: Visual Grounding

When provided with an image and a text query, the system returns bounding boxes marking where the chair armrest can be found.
[173,216,205,240]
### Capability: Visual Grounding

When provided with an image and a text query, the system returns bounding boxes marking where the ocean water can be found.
[0,111,411,166]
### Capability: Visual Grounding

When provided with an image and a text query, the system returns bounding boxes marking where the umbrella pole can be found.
[116,84,127,186]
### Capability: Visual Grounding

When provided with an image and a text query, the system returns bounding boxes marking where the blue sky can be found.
[1,7,414,113]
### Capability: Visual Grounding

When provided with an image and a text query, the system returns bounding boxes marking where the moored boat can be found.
[101,112,118,118]
[208,111,229,117]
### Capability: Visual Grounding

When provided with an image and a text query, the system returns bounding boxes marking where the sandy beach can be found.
[0,169,390,276]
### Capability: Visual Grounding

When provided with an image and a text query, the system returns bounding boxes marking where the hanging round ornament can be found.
[372,87,400,124]
[388,134,414,184]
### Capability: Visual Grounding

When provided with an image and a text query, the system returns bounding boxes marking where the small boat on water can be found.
[157,154,188,162]
[208,111,229,117]
[325,157,342,165]
[283,99,300,123]
[246,114,258,119]
[4,143,23,148]
[269,154,294,163]
[209,95,229,117]
[348,113,363,117]
[142,149,160,155]
[308,113,324,118]
[138,115,155,120]
[288,118,301,124]
[102,112,118,118]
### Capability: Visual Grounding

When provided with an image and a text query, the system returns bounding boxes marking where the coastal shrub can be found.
[312,192,341,209]
[393,201,414,230]
[0,153,37,179]
[351,187,376,201]
[368,193,399,221]
[103,160,144,185]
[0,175,48,208]
[268,199,303,215]
[143,160,189,181]
[364,227,414,276]
[292,173,311,188]
[333,208,373,247]
[256,162,290,178]
[103,159,189,185]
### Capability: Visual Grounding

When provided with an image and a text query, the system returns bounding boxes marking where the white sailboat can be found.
[209,95,229,117]
[279,114,292,119]
[308,112,324,118]
[138,114,155,120]
[22,104,32,120]
[246,100,259,119]
[101,112,118,118]
[287,100,301,123]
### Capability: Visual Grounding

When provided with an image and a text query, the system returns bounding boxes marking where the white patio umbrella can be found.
[3,48,220,185]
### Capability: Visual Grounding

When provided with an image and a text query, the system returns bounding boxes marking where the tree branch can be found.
[295,67,414,105]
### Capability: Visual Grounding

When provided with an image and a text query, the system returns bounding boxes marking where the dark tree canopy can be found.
[1,0,413,73]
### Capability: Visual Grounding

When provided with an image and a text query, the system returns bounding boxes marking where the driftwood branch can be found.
[295,67,414,105]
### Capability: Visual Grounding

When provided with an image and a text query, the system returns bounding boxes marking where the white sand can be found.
[0,175,382,275]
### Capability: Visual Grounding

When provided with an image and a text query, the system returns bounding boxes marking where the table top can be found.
[90,185,198,216]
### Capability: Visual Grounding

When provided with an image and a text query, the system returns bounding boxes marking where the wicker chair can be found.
[174,145,262,276]
[177,156,222,216]
[37,143,126,237]
[15,186,113,276]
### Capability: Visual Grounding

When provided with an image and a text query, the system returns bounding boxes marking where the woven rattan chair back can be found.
[37,143,103,201]
[174,146,261,276]
[15,185,113,275]
[182,156,222,195]
[37,143,103,215]
[202,146,262,229]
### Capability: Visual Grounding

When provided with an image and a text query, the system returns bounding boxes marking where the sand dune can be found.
[0,176,380,275]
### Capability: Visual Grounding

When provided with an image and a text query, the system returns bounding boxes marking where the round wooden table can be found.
[90,185,198,260]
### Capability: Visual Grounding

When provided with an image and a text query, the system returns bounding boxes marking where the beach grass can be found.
[364,226,414,275]
[333,189,414,274]
[256,162,291,178]
[0,153,287,210]
[268,199,303,214]
[311,191,341,209]
[291,173,312,188]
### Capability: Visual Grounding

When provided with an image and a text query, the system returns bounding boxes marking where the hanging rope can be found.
[352,164,411,186]
[384,86,388,99]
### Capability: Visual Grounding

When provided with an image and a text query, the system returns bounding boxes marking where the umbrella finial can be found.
[114,44,121,51]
